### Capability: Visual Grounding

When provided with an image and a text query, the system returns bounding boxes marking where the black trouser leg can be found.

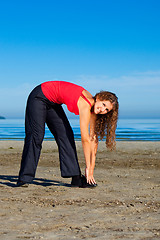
[46,105,81,177]
[18,86,46,183]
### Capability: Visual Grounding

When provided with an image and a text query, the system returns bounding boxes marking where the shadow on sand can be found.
[0,175,71,188]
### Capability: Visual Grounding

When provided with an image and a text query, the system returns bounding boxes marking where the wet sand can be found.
[0,141,160,240]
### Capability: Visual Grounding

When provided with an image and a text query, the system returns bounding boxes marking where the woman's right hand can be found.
[85,168,96,185]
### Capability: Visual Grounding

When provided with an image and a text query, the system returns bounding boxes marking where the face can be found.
[94,99,113,115]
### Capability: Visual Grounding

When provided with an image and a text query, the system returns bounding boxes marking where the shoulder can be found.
[82,89,93,99]
[78,90,94,108]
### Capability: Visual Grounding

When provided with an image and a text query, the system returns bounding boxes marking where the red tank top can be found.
[41,81,91,115]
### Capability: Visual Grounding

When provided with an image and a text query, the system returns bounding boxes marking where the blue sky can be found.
[0,0,160,118]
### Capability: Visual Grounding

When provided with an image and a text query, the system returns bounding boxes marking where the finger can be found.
[92,178,96,184]
[88,178,92,184]
[87,176,90,183]
[88,178,94,185]
[91,178,96,184]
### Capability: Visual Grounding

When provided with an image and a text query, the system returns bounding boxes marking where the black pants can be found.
[18,85,81,183]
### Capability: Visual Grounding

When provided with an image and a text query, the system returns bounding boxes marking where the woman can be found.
[17,81,119,188]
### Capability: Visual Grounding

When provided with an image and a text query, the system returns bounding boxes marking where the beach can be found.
[0,140,160,240]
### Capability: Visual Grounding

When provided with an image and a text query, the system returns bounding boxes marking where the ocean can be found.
[0,118,160,141]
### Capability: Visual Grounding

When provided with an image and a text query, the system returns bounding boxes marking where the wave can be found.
[0,118,160,141]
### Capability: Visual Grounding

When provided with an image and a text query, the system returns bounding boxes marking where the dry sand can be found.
[0,141,160,240]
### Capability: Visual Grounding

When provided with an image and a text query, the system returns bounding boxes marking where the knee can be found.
[34,135,44,148]
[25,130,44,148]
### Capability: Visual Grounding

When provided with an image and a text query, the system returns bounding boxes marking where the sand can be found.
[0,140,160,240]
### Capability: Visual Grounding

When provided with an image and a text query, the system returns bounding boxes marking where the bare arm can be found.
[89,113,98,174]
[78,98,98,184]
[79,107,91,170]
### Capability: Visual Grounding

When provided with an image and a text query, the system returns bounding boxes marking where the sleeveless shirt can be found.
[41,81,91,115]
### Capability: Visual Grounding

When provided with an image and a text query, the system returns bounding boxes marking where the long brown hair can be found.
[94,91,119,150]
